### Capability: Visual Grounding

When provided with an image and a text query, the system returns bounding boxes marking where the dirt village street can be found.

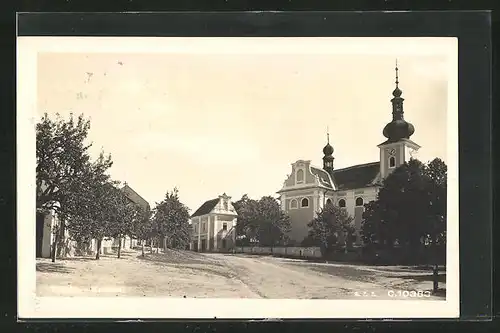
[36,249,446,300]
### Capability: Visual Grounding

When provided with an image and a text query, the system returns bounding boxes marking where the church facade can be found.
[277,65,421,245]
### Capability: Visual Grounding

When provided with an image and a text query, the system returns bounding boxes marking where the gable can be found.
[121,184,150,211]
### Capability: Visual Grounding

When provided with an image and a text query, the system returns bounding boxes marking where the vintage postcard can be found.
[17,36,459,319]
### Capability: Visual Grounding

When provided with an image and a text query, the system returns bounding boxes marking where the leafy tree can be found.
[360,200,385,247]
[36,113,113,262]
[307,204,355,257]
[255,196,291,246]
[65,177,118,260]
[233,195,291,247]
[360,158,447,266]
[132,208,154,257]
[233,194,260,245]
[105,187,141,259]
[153,188,191,250]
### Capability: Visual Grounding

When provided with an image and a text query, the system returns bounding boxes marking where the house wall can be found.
[190,195,238,252]
[283,190,315,243]
[279,182,379,245]
[41,212,55,258]
[214,215,236,251]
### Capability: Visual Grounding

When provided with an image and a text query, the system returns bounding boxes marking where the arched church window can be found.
[326,198,332,205]
[301,198,309,208]
[290,199,298,209]
[296,169,305,183]
[389,156,396,168]
[355,197,364,207]
[338,199,346,208]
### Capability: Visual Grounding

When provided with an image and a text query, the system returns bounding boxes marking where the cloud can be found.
[130,131,261,165]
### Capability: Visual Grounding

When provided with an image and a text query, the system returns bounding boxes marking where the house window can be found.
[301,198,309,208]
[222,222,227,231]
[290,199,298,209]
[194,224,198,233]
[389,156,396,168]
[355,197,364,207]
[338,199,346,208]
[326,198,332,205]
[223,200,228,211]
[202,222,206,232]
[296,169,304,183]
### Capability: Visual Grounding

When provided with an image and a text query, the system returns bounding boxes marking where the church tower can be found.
[322,127,334,176]
[378,61,421,179]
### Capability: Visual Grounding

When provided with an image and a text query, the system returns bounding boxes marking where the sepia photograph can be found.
[17,36,459,319]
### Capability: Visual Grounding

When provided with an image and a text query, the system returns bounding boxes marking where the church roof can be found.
[310,166,334,188]
[191,198,219,218]
[331,162,380,190]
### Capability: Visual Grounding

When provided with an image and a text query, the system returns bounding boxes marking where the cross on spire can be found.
[327,126,330,144]
[395,59,399,87]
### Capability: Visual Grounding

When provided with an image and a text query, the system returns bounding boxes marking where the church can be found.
[277,64,421,245]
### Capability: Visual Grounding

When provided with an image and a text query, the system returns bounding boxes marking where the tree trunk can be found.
[95,238,102,260]
[117,236,122,258]
[141,242,145,257]
[150,238,153,254]
[163,236,167,253]
[130,236,133,249]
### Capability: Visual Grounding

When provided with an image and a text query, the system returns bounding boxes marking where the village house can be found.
[277,65,420,245]
[189,193,238,252]
[35,182,150,258]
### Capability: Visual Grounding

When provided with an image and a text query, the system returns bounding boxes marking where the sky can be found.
[36,38,451,213]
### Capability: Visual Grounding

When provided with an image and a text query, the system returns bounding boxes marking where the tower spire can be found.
[322,126,334,174]
[395,59,399,88]
[382,61,415,142]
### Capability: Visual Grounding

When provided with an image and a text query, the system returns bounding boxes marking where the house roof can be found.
[191,198,219,218]
[121,184,150,211]
[331,162,380,191]
[310,166,334,188]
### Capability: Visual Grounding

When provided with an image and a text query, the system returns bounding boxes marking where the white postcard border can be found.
[17,37,459,319]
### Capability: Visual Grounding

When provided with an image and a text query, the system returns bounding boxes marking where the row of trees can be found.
[36,113,191,262]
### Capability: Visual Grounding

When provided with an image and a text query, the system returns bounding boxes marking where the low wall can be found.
[235,246,323,259]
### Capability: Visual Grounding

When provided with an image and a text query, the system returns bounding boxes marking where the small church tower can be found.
[378,61,421,179]
[322,127,335,176]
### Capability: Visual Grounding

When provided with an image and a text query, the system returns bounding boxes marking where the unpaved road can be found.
[36,249,445,300]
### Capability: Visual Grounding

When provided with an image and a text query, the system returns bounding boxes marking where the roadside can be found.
[36,249,258,298]
[36,249,445,299]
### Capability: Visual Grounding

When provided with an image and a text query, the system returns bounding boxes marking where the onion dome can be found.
[322,128,335,173]
[323,128,334,156]
[323,142,334,156]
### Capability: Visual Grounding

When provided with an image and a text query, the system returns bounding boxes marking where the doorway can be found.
[201,239,206,252]
[36,212,45,258]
